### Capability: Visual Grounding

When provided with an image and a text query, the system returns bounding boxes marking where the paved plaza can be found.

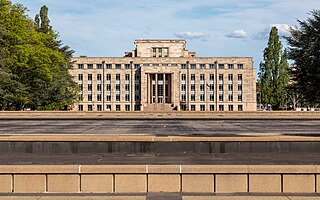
[1,119,320,137]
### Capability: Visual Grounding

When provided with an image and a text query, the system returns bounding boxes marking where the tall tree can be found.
[286,10,320,106]
[0,0,78,110]
[259,27,289,110]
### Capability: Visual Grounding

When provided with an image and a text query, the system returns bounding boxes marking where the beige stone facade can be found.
[70,40,256,111]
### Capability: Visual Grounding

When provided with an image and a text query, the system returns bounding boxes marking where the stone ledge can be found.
[1,135,320,142]
[0,165,318,174]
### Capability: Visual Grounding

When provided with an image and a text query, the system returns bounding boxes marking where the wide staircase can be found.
[144,103,174,111]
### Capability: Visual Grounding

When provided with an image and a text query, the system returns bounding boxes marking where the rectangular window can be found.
[238,105,243,111]
[210,74,214,81]
[106,95,111,102]
[238,74,243,81]
[106,64,112,69]
[219,74,223,81]
[97,64,102,69]
[181,64,187,69]
[228,105,234,111]
[219,94,223,102]
[191,94,195,102]
[181,94,186,102]
[78,74,83,81]
[181,74,186,81]
[115,64,121,69]
[106,105,111,111]
[228,94,233,102]
[200,74,205,81]
[191,74,195,81]
[116,94,120,102]
[125,105,130,111]
[158,48,162,57]
[163,48,168,57]
[125,74,130,81]
[200,94,205,102]
[209,64,215,69]
[200,64,206,69]
[238,94,242,102]
[135,105,140,111]
[152,48,156,57]
[116,74,120,81]
[97,105,102,111]
[200,105,205,111]
[237,64,244,69]
[78,64,84,69]
[191,105,196,111]
[88,74,92,81]
[116,105,121,111]
[78,105,83,111]
[228,64,234,69]
[106,74,111,81]
[88,94,92,102]
[219,105,224,111]
[97,74,102,81]
[87,64,93,69]
[125,64,130,69]
[218,64,224,69]
[88,84,92,91]
[210,105,214,111]
[190,64,196,69]
[88,105,93,111]
[210,94,214,102]
[97,94,102,102]
[125,94,130,102]
[200,84,205,91]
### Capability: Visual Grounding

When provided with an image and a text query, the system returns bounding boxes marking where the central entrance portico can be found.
[146,73,173,111]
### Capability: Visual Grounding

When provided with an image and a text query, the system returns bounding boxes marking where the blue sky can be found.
[11,0,320,69]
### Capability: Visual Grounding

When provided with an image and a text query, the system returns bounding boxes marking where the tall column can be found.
[147,74,150,104]
[215,61,218,111]
[186,61,190,110]
[163,73,166,104]
[130,61,134,111]
[155,73,158,104]
[102,61,105,111]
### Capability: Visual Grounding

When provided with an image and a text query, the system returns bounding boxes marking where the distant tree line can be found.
[0,0,78,110]
[259,10,320,110]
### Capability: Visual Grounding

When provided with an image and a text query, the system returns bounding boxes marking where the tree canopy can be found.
[286,10,320,106]
[0,0,78,110]
[259,27,289,110]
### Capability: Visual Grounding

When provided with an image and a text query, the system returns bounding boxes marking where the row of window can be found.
[152,47,169,57]
[79,104,135,111]
[79,104,243,111]
[182,104,243,111]
[180,74,242,102]
[76,63,245,70]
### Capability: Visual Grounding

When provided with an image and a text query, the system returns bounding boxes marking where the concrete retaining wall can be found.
[0,165,319,194]
[0,111,320,119]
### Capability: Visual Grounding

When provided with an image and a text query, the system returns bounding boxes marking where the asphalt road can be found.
[1,119,320,137]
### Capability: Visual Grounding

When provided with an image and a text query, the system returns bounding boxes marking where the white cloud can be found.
[253,24,293,40]
[225,29,248,39]
[174,32,210,40]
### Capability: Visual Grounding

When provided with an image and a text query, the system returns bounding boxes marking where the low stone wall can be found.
[0,165,319,194]
[0,111,320,119]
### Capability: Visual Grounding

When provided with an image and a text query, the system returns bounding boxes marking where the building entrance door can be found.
[147,73,172,111]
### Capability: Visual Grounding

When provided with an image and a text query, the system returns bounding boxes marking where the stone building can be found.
[70,40,256,111]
